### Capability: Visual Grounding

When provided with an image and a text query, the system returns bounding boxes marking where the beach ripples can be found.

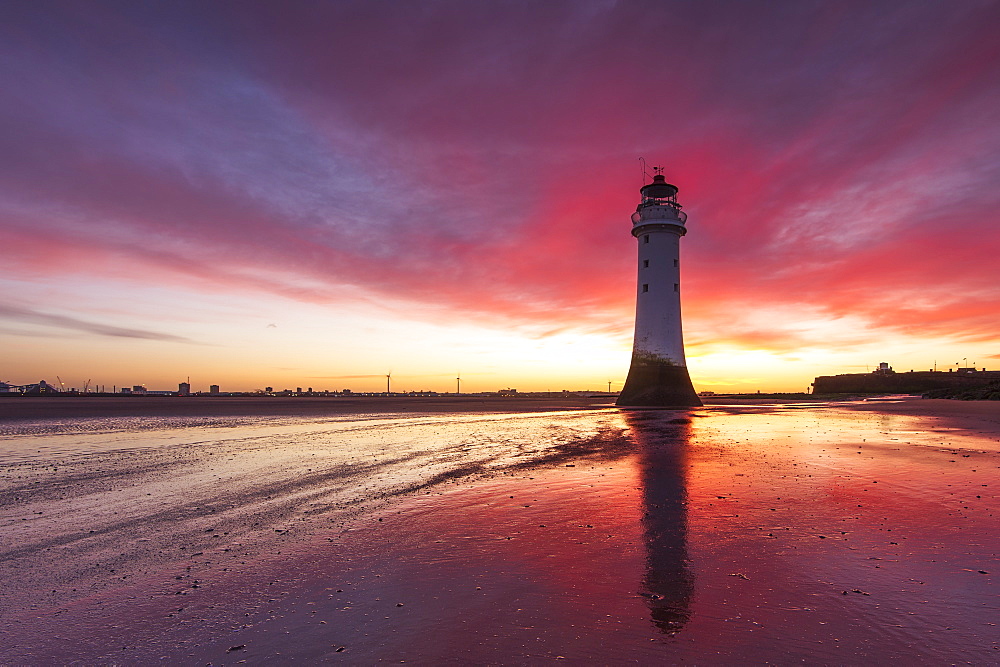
[1,402,997,663]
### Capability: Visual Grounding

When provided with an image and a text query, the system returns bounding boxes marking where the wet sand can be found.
[844,396,1000,429]
[1,398,997,663]
[0,395,613,420]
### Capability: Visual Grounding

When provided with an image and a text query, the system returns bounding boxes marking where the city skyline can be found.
[2,2,999,393]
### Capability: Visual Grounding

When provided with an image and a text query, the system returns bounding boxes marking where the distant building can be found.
[131,385,147,395]
[22,380,59,395]
[178,382,191,396]
[813,366,1000,394]
[498,388,518,396]
[209,384,220,395]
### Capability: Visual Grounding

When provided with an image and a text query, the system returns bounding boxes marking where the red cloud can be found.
[1,1,998,356]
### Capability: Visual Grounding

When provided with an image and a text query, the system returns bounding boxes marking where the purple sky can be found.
[2,1,999,392]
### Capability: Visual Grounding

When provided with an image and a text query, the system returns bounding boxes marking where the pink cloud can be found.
[1,0,998,354]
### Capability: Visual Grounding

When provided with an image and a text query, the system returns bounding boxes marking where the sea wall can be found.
[812,370,1000,395]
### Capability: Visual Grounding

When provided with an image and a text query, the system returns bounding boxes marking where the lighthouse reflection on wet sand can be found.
[617,168,701,407]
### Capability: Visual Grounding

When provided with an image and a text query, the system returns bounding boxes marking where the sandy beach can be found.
[1,396,996,663]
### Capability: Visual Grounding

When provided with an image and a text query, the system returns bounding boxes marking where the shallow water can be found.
[1,403,997,663]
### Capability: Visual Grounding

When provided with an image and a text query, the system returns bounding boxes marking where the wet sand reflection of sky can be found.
[0,405,996,663]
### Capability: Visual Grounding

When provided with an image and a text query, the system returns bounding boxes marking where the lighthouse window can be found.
[643,235,649,244]
[642,284,649,293]
[674,259,678,267]
[643,259,649,268]
[674,283,679,292]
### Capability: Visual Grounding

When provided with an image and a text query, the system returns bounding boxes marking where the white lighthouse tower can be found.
[617,169,701,407]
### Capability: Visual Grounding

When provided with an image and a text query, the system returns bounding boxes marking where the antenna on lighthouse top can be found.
[639,157,653,185]
[638,157,667,185]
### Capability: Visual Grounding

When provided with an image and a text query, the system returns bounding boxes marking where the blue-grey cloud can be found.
[0,303,198,343]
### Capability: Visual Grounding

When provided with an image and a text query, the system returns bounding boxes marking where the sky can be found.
[2,0,999,394]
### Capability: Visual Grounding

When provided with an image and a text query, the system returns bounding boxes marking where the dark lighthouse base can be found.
[617,357,702,408]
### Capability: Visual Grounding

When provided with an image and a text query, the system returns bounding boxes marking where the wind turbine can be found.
[456,372,461,395]
[386,372,391,394]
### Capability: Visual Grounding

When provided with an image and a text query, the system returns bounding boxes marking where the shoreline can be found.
[0,395,616,420]
[4,392,998,421]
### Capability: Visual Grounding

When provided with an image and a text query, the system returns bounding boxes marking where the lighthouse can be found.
[617,170,701,407]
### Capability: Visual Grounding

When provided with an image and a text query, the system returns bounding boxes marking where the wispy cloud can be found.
[0,303,199,343]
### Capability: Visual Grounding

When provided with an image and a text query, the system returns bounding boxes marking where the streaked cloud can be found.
[0,303,197,344]
[0,1,997,390]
